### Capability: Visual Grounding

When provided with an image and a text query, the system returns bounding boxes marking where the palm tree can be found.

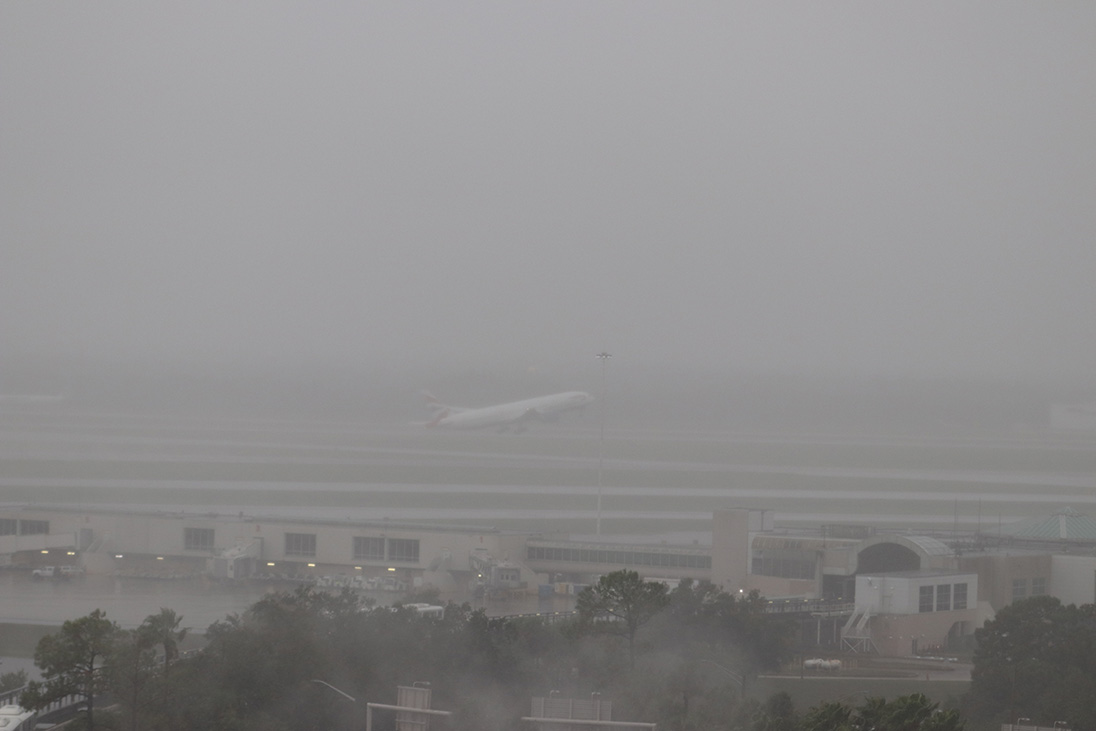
[138,608,188,672]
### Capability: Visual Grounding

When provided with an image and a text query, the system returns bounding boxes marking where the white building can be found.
[843,570,989,656]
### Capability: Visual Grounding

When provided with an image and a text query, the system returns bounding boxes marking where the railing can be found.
[763,599,854,616]
[495,598,853,624]
[0,684,86,718]
[0,686,23,706]
[494,611,578,624]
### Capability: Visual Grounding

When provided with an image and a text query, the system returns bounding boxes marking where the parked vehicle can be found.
[30,565,83,580]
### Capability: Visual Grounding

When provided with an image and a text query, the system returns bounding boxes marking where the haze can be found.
[2,3,1094,421]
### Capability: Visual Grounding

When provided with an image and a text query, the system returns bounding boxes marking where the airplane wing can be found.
[425,408,450,428]
[516,407,549,423]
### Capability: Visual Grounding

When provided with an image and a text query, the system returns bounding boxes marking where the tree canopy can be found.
[15,580,974,731]
[20,608,119,730]
[576,569,670,667]
[968,595,1096,730]
[803,693,962,731]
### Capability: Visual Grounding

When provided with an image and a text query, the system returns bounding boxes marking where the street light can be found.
[311,679,356,703]
[697,659,745,697]
[595,351,611,535]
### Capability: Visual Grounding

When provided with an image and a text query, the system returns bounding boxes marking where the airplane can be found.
[422,390,594,432]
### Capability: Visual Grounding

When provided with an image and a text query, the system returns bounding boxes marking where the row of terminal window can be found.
[183,528,420,563]
[0,519,49,536]
[918,583,968,612]
[1012,577,1047,601]
[751,555,815,580]
[526,545,711,569]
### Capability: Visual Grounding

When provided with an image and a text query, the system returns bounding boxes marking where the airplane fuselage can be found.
[427,391,594,431]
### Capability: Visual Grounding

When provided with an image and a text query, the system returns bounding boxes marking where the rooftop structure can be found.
[999,506,1096,542]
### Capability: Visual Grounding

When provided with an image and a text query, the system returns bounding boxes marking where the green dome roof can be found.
[1002,507,1096,541]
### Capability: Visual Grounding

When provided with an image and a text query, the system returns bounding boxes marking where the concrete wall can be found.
[711,508,750,590]
[958,553,1053,610]
[867,604,990,657]
[745,574,818,599]
[0,508,522,587]
[0,532,78,558]
[1050,555,1096,605]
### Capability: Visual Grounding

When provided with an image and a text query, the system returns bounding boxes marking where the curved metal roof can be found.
[856,533,952,557]
[901,535,953,556]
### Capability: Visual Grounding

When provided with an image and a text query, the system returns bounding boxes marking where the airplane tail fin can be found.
[422,390,447,413]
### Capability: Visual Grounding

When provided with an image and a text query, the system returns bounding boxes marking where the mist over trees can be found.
[35,572,1091,731]
[19,577,1096,730]
[18,576,797,730]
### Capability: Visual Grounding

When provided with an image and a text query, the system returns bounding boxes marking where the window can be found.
[752,555,815,579]
[953,583,967,610]
[0,519,16,536]
[353,537,385,561]
[919,585,934,613]
[20,520,49,535]
[1012,578,1028,601]
[525,544,710,570]
[184,528,215,551]
[387,538,419,563]
[936,584,951,611]
[1031,577,1047,596]
[285,533,316,557]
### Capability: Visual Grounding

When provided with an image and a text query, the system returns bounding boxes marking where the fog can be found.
[2,3,1095,425]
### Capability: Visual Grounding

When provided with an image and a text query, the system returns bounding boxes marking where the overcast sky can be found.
[2,3,1094,385]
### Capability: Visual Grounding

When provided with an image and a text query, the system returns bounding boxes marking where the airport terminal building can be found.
[4,503,1096,657]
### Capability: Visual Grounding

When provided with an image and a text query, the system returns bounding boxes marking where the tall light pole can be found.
[596,351,612,535]
[697,659,745,697]
[311,679,356,703]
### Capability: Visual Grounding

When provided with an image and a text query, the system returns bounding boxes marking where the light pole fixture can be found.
[697,659,745,697]
[311,679,356,703]
[595,352,612,535]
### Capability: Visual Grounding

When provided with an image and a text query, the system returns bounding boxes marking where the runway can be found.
[3,406,1095,535]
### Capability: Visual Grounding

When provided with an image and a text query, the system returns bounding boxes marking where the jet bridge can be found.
[207,539,263,580]
[469,547,526,599]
